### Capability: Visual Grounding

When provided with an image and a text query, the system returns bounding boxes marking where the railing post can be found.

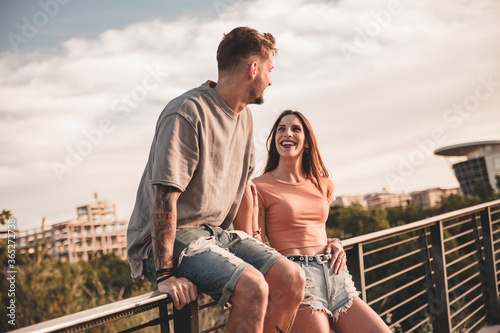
[174,298,199,333]
[420,229,438,331]
[346,243,366,301]
[159,298,171,333]
[479,207,500,325]
[429,221,451,333]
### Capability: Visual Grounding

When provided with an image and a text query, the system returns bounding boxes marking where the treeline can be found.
[326,191,500,239]
[0,248,156,332]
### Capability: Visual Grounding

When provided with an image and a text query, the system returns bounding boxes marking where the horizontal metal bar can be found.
[452,302,484,331]
[491,228,500,239]
[443,217,473,231]
[198,301,218,310]
[200,322,227,333]
[341,199,500,248]
[444,238,476,256]
[407,317,431,333]
[365,248,422,273]
[368,275,426,306]
[446,249,476,268]
[449,271,480,294]
[444,228,475,243]
[448,260,478,281]
[490,207,500,215]
[390,302,429,329]
[464,314,486,333]
[379,289,428,318]
[366,261,426,290]
[451,292,483,320]
[449,282,481,307]
[364,234,420,256]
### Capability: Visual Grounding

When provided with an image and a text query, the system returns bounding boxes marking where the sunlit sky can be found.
[1,0,499,230]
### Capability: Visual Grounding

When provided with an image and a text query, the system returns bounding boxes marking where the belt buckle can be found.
[315,254,325,264]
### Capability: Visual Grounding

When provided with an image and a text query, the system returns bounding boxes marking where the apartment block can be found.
[17,200,127,263]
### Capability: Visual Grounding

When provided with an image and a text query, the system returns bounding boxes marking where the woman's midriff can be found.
[279,245,328,256]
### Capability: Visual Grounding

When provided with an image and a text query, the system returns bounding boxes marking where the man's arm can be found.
[152,184,197,309]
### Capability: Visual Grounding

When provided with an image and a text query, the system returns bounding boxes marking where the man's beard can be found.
[249,78,265,105]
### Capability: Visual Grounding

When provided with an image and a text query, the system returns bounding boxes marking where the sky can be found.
[1,0,499,230]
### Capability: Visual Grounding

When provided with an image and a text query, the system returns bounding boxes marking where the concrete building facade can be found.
[17,200,127,263]
[410,187,459,209]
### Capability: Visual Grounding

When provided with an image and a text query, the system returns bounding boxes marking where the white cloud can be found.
[1,0,499,229]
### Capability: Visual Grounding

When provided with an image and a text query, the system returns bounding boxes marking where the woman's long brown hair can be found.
[263,110,330,193]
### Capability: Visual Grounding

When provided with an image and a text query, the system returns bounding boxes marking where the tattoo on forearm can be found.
[152,185,179,271]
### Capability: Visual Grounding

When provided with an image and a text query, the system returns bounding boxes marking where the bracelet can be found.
[156,268,174,277]
[157,274,174,284]
[253,227,261,238]
[329,238,341,244]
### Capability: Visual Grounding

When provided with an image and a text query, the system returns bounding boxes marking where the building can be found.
[17,200,127,263]
[410,187,459,209]
[365,189,412,209]
[435,140,500,195]
[331,195,368,208]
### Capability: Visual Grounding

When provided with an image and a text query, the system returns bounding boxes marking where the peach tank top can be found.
[253,173,335,252]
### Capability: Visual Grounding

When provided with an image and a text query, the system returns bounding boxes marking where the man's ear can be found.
[248,61,258,79]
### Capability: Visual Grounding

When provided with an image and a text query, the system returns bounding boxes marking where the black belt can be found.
[286,254,332,263]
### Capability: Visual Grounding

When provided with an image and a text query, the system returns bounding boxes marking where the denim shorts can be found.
[287,255,359,321]
[143,224,282,308]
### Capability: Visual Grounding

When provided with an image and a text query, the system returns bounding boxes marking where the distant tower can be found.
[434,140,500,195]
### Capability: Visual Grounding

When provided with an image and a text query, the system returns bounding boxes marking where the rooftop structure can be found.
[435,140,500,195]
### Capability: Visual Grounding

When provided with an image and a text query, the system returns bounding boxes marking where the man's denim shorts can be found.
[143,224,282,307]
[287,255,360,321]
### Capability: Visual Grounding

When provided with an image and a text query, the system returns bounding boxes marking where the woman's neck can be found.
[271,157,307,183]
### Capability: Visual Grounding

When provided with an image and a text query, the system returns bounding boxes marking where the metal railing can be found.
[343,199,500,332]
[13,199,500,332]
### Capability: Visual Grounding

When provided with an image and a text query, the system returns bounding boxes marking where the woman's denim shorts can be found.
[144,224,282,308]
[287,255,359,321]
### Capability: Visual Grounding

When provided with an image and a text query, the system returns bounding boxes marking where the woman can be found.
[253,110,390,332]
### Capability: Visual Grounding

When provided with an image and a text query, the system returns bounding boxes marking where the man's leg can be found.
[263,258,305,333]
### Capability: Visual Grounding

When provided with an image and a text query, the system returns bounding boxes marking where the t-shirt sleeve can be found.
[151,113,199,191]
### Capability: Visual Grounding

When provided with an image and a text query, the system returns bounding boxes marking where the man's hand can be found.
[158,276,198,310]
[325,238,347,274]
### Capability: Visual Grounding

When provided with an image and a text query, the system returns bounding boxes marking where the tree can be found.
[472,180,493,201]
[327,203,390,238]
[0,209,12,225]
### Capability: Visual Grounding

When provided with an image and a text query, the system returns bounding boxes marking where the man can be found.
[127,27,305,332]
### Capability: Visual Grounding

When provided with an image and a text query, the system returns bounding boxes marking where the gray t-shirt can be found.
[127,81,255,278]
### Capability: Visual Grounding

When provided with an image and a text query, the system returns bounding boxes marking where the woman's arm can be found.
[233,184,261,239]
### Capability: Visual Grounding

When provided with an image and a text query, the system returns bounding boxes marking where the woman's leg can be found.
[290,305,331,333]
[332,297,391,333]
